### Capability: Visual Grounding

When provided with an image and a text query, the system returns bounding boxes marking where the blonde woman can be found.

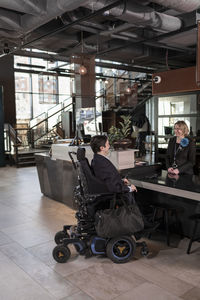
[166,121,196,175]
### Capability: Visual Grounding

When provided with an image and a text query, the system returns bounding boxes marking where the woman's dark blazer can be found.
[91,153,129,193]
[166,136,196,174]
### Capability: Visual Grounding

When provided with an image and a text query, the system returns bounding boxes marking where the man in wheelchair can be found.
[90,135,137,208]
[52,136,152,264]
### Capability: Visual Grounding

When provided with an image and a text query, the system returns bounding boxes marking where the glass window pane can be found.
[38,75,57,95]
[31,57,47,69]
[15,72,30,92]
[16,93,31,120]
[58,76,71,96]
[32,94,55,118]
[32,74,39,93]
[158,94,197,115]
[14,56,29,68]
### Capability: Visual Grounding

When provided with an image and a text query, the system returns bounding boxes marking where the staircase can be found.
[16,149,47,167]
[17,153,35,167]
[4,97,73,167]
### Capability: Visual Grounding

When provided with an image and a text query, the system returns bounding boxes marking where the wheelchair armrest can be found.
[86,192,115,201]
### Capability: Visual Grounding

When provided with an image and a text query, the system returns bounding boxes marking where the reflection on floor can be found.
[0,166,199,300]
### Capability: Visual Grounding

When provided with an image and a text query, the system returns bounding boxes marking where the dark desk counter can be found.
[122,166,200,201]
[35,153,77,209]
[121,165,200,238]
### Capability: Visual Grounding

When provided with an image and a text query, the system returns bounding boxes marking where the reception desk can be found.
[121,166,200,238]
[35,145,139,208]
[35,148,200,238]
[51,143,139,170]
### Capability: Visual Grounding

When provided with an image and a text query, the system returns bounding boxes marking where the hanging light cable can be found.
[79,31,87,75]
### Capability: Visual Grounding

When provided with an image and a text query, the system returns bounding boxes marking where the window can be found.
[157,94,199,148]
[14,56,72,123]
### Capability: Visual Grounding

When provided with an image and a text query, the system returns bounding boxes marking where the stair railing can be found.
[29,100,73,147]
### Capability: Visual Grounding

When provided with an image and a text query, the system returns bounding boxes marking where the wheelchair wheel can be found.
[54,230,69,245]
[106,236,136,264]
[52,245,71,263]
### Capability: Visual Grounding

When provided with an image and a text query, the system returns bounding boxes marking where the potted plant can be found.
[108,115,132,150]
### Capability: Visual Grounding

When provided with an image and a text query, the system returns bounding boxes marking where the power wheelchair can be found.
[52,147,149,264]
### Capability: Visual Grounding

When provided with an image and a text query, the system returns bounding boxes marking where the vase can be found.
[113,139,132,150]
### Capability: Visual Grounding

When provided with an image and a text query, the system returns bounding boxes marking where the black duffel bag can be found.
[95,199,144,238]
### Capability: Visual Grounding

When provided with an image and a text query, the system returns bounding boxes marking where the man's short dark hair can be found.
[90,135,108,153]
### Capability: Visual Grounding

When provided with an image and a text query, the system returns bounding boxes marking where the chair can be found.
[148,203,183,246]
[187,214,200,254]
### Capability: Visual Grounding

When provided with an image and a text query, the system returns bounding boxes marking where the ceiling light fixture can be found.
[125,87,131,94]
[78,31,87,76]
[79,64,87,75]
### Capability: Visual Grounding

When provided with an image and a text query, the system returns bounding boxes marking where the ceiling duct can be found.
[0,9,21,31]
[0,0,47,16]
[83,0,182,32]
[0,0,90,39]
[150,0,200,13]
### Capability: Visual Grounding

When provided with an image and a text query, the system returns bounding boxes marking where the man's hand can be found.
[168,167,179,175]
[168,173,179,180]
[168,167,174,173]
[123,178,130,185]
[130,184,137,192]
[172,168,179,175]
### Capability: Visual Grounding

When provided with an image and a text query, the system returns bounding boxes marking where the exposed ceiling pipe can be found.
[0,0,90,39]
[150,0,200,13]
[66,12,107,30]
[83,0,182,32]
[0,9,21,31]
[59,14,105,34]
[0,0,47,16]
[21,0,90,34]
[0,29,21,39]
[100,23,137,37]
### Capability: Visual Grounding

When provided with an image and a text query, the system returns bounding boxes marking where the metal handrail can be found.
[30,96,72,127]
[30,102,72,130]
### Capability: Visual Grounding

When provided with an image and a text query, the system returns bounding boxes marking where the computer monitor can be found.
[164,126,173,135]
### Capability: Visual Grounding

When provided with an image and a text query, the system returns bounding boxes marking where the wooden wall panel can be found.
[152,66,200,95]
[72,54,95,108]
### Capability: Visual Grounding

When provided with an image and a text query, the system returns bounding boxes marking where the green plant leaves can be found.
[108,115,131,145]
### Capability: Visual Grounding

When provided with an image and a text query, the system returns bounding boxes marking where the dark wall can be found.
[0,55,15,126]
[0,86,5,166]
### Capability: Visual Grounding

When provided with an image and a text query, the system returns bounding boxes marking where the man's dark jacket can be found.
[91,153,129,193]
[166,136,196,174]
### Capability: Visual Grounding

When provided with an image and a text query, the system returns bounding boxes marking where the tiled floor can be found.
[0,166,199,300]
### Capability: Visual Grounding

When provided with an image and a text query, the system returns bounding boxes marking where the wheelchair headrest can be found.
[76,147,110,195]
[77,147,86,161]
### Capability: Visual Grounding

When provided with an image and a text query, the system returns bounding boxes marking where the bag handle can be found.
[109,194,117,209]
[109,193,130,209]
